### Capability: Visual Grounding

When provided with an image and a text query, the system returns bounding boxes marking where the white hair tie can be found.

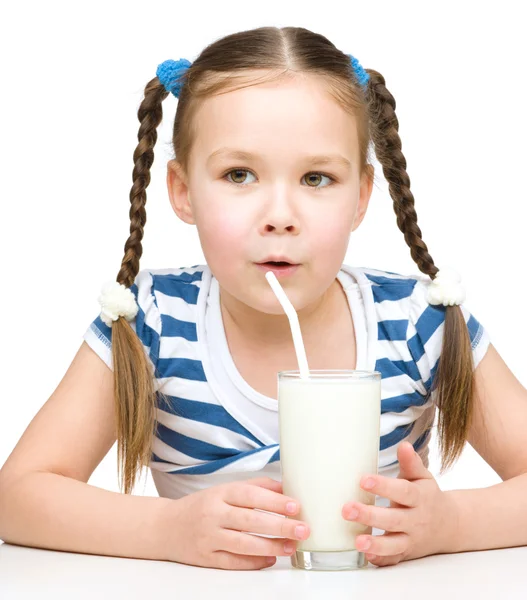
[426,267,466,306]
[98,281,139,327]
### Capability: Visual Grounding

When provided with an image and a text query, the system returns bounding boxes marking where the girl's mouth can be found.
[255,262,300,277]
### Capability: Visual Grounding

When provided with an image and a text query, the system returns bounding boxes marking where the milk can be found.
[278,373,381,552]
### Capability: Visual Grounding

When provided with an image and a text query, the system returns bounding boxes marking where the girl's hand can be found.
[342,442,458,567]
[163,477,310,570]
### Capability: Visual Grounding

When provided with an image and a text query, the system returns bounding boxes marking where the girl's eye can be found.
[223,169,336,190]
[303,172,334,189]
[225,169,257,186]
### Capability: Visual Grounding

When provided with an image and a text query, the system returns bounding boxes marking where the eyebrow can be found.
[207,147,352,169]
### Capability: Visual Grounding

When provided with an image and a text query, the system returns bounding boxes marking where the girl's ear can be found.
[167,159,195,224]
[351,165,374,232]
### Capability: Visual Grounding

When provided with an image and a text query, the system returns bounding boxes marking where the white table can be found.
[0,541,524,598]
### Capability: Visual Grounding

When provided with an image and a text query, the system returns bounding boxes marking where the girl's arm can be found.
[446,473,527,552]
[0,342,171,560]
[445,343,527,552]
[0,471,172,560]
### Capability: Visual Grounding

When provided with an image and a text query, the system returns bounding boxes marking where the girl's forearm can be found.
[0,470,173,561]
[445,472,527,553]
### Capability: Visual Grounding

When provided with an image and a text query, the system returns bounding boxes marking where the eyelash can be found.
[221,168,337,191]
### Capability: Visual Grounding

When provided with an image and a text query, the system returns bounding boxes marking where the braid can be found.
[116,80,169,287]
[111,77,169,494]
[364,69,477,474]
[365,70,439,280]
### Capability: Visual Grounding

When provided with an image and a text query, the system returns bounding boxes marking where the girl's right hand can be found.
[163,476,311,570]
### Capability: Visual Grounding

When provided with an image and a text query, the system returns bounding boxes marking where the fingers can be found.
[366,552,406,567]
[246,477,283,493]
[359,475,420,507]
[213,550,277,570]
[342,502,410,532]
[355,532,410,557]
[226,481,300,518]
[222,505,310,541]
[220,529,298,558]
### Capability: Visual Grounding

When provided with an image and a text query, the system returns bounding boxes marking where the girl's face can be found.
[167,72,373,316]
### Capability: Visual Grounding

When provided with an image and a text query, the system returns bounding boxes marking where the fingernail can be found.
[286,502,297,514]
[295,525,308,539]
[346,507,359,520]
[284,541,295,554]
[267,556,276,564]
[359,538,371,551]
[363,478,376,490]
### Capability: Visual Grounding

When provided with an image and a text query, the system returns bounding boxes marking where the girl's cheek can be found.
[198,215,250,267]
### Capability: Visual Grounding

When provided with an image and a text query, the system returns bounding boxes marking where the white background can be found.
[1,0,525,500]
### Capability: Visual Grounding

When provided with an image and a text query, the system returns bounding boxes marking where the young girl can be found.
[1,25,526,572]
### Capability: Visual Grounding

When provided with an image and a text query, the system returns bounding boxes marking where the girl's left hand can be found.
[342,441,458,567]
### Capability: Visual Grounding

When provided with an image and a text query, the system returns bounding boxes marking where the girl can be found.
[1,25,526,571]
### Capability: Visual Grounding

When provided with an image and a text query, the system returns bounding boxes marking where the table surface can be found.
[0,541,523,599]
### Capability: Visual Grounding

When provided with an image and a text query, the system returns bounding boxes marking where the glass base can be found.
[291,549,368,571]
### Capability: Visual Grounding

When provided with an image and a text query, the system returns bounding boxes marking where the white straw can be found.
[265,271,310,379]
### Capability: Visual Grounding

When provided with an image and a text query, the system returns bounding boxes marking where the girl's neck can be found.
[218,276,344,352]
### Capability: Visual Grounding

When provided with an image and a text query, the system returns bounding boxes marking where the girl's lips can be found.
[255,263,300,277]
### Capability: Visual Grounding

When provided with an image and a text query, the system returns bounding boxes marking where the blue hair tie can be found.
[156,58,192,97]
[348,54,370,87]
[157,54,368,98]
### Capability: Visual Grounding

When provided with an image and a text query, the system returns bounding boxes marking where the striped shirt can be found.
[83,264,490,501]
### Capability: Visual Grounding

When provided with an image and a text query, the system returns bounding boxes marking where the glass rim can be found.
[278,369,381,379]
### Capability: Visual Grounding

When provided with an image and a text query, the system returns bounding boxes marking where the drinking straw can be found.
[264,271,310,379]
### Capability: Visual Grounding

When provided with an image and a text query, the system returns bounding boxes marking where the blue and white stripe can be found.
[83,263,490,498]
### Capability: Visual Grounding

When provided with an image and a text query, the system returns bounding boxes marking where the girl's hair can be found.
[111,26,478,494]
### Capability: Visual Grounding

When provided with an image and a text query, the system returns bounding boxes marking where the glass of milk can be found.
[278,369,381,571]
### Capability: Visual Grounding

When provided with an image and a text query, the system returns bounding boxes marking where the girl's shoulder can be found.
[136,264,209,305]
[341,263,430,306]
[83,265,208,371]
[345,264,489,373]
[143,264,208,286]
